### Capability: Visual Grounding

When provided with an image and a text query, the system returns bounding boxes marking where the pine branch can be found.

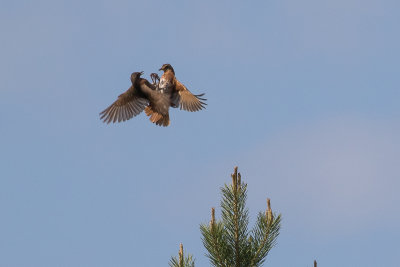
[233,169,241,267]
[168,166,318,266]
[221,167,250,266]
[200,208,228,267]
[251,222,281,265]
[169,243,195,267]
[198,166,282,267]
[248,198,281,266]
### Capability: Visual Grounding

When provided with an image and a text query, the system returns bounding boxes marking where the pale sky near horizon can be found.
[1,0,399,266]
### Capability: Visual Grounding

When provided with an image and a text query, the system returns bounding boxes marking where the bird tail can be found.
[145,106,170,127]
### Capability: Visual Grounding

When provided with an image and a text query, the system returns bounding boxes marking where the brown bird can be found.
[100,72,171,126]
[155,63,206,111]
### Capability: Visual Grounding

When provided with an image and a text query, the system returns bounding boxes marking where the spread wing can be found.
[172,79,207,112]
[99,86,148,124]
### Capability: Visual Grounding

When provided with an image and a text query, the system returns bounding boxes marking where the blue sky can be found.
[1,0,399,266]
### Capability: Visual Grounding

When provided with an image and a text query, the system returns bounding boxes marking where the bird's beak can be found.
[140,71,144,75]
[159,67,163,71]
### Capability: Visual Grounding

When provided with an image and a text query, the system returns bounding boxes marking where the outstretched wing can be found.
[172,79,207,112]
[99,86,148,124]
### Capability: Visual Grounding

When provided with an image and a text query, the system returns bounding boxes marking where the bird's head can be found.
[159,63,174,74]
[130,71,143,82]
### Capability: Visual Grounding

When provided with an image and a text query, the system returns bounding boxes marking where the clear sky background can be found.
[1,0,399,266]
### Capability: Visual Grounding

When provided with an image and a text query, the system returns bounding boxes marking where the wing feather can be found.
[99,86,148,124]
[173,80,207,112]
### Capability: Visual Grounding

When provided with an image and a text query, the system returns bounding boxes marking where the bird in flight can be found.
[99,72,171,126]
[100,65,207,127]
[157,63,206,112]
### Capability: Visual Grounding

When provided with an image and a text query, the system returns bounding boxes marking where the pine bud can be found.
[231,166,238,191]
[210,207,216,230]
[266,198,273,222]
[238,172,241,190]
[179,243,184,265]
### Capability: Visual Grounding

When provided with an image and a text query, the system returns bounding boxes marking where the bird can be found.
[99,72,171,126]
[152,63,207,112]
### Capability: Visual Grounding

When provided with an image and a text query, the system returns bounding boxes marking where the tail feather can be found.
[145,106,152,116]
[145,106,170,127]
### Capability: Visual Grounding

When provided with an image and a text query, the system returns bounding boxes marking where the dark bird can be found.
[100,72,171,126]
[151,63,207,112]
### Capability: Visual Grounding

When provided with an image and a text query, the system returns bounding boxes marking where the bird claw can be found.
[150,73,160,86]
